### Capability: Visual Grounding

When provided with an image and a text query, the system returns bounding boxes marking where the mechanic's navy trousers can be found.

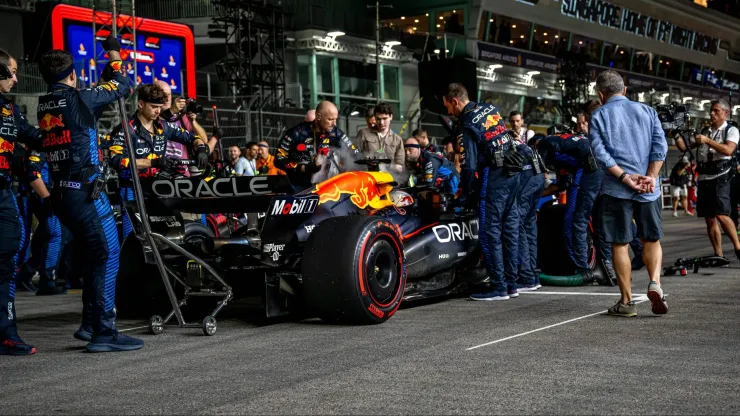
[53,188,120,335]
[0,188,24,338]
[591,194,612,263]
[516,167,546,287]
[16,192,32,270]
[479,167,521,292]
[18,194,73,288]
[120,187,135,241]
[564,168,605,271]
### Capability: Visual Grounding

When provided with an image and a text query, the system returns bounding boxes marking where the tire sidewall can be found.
[350,219,407,322]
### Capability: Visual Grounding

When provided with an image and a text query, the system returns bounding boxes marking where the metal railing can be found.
[14,61,47,95]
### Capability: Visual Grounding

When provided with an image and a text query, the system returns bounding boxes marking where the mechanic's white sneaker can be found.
[517,284,538,292]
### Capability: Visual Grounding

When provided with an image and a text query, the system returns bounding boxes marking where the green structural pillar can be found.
[397,66,404,120]
[309,52,318,108]
[379,63,385,101]
[332,56,340,107]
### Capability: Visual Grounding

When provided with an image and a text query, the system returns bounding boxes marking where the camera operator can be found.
[669,157,693,217]
[692,99,740,260]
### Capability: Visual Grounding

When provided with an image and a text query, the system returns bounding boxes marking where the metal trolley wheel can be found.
[149,315,165,335]
[202,316,217,336]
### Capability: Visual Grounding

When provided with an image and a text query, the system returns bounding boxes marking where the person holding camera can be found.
[691,100,740,260]
[669,157,693,217]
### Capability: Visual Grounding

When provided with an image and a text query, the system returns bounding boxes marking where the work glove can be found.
[212,127,224,140]
[503,148,526,174]
[195,145,210,170]
[150,157,179,172]
[102,35,121,52]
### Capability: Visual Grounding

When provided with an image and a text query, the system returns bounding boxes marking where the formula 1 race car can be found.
[116,158,488,334]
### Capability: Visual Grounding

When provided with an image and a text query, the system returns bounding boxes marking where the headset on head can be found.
[0,61,11,81]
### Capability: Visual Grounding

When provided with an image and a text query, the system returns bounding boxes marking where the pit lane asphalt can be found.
[2,212,739,415]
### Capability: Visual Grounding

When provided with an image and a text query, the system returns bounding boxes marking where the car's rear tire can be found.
[303,216,406,325]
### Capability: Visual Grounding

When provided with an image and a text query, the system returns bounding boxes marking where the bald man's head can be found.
[305,109,316,122]
[314,101,338,132]
[404,137,421,162]
[155,80,172,108]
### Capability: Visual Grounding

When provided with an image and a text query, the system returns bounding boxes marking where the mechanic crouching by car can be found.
[534,129,613,284]
[109,83,215,241]
[442,83,523,301]
[276,100,359,192]
[36,37,144,352]
[403,137,459,194]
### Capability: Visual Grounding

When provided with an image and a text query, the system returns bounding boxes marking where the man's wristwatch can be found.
[618,172,627,183]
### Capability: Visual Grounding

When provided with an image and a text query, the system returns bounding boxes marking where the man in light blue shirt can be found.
[589,70,668,318]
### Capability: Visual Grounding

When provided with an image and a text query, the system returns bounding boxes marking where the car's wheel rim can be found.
[364,238,400,306]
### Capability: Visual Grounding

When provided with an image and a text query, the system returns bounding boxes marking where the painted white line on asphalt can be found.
[520,291,621,296]
[119,325,148,333]
[467,298,649,351]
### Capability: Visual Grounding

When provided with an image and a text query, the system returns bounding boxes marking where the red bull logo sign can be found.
[38,114,65,131]
[312,171,397,210]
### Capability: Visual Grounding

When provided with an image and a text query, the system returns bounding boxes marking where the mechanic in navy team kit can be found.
[11,143,35,292]
[276,100,359,191]
[514,132,546,291]
[534,129,612,284]
[411,128,444,157]
[37,36,144,352]
[442,83,524,301]
[403,137,459,194]
[0,48,46,355]
[16,148,71,295]
[108,82,214,241]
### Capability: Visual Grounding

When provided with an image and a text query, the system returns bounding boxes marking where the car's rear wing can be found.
[137,176,295,214]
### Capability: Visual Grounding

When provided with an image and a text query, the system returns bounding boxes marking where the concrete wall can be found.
[468,0,740,74]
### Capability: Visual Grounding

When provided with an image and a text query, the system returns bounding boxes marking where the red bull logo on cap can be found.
[38,114,65,132]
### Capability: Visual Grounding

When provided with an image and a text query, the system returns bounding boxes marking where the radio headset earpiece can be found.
[0,61,11,81]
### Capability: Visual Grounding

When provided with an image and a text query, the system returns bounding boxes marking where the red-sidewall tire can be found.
[302,216,406,325]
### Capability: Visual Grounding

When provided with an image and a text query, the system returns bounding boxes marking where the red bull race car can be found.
[116,158,488,334]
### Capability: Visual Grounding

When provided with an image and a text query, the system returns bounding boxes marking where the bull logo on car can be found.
[312,171,397,210]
